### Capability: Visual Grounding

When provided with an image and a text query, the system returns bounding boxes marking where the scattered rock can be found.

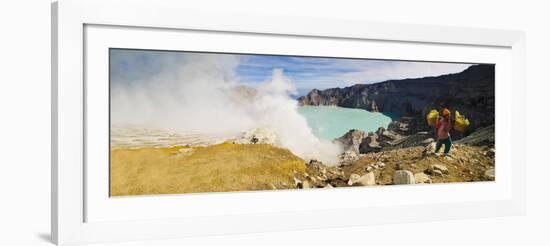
[376,162,386,168]
[484,148,495,158]
[340,150,360,165]
[294,178,303,188]
[325,184,334,188]
[414,172,432,184]
[429,164,449,174]
[425,142,436,154]
[484,168,495,180]
[302,180,311,189]
[431,170,443,176]
[393,170,415,185]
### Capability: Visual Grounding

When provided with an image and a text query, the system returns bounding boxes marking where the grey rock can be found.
[335,129,367,153]
[393,170,416,185]
[376,127,386,136]
[388,120,410,134]
[359,135,383,153]
[382,130,403,141]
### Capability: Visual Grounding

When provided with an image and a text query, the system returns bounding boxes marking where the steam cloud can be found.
[111,53,342,164]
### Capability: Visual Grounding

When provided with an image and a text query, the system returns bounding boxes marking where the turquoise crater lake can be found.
[297,106,398,141]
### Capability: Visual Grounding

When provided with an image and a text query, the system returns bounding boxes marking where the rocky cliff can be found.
[297,64,495,135]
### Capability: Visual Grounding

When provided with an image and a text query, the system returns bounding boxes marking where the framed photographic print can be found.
[52,0,526,245]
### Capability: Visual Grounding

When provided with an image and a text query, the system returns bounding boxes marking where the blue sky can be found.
[111,49,474,96]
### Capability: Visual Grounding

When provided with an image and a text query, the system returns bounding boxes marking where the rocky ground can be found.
[289,120,496,189]
[292,143,495,189]
[111,119,496,196]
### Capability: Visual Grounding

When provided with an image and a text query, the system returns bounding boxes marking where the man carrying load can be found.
[435,108,453,156]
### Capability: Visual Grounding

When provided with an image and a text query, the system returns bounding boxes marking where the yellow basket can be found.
[426,109,439,126]
[454,111,470,132]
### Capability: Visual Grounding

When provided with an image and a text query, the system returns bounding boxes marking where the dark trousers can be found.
[435,136,452,154]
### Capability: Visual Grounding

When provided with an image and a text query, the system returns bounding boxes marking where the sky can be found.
[110,49,475,96]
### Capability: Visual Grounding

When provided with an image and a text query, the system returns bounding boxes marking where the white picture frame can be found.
[52,0,526,245]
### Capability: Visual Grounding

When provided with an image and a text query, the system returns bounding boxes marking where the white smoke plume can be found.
[110,53,342,165]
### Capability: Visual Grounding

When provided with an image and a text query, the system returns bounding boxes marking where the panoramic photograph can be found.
[109,48,495,196]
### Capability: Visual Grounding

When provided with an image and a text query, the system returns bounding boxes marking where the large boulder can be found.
[335,129,368,153]
[358,172,376,186]
[348,172,376,186]
[393,170,416,185]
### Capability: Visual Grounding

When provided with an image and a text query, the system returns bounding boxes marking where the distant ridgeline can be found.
[297,64,495,136]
